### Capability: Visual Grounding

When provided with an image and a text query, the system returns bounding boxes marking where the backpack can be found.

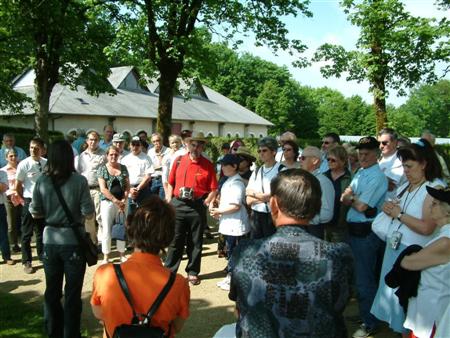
[110,265,176,338]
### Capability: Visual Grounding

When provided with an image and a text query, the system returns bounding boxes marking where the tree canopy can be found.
[0,0,115,142]
[313,0,449,132]
[105,0,312,142]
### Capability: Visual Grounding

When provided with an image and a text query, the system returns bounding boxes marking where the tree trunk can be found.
[157,65,179,145]
[34,64,51,144]
[373,87,387,134]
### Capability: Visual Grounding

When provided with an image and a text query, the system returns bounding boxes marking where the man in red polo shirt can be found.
[165,133,218,285]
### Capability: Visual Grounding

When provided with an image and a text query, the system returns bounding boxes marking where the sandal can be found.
[188,275,201,285]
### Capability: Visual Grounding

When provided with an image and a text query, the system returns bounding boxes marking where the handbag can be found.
[109,265,176,338]
[112,212,126,241]
[371,211,393,241]
[52,180,98,266]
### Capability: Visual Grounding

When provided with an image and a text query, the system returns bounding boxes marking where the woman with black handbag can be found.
[91,196,190,338]
[30,140,94,338]
[98,145,130,264]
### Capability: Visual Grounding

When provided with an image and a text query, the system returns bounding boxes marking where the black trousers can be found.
[21,198,44,264]
[165,198,205,276]
[250,210,275,239]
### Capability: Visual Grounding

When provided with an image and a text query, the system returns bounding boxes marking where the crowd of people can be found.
[1,127,449,338]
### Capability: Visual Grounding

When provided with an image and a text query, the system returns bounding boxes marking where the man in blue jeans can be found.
[341,136,388,338]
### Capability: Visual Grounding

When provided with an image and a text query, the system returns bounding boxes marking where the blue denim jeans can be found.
[42,244,86,338]
[348,231,384,329]
[0,204,11,261]
[150,177,165,200]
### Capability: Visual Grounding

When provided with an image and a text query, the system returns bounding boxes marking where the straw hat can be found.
[235,146,256,162]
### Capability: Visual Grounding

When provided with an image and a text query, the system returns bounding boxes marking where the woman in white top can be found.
[401,186,450,338]
[210,154,249,291]
[371,139,445,336]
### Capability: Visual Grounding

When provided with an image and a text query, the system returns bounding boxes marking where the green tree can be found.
[107,0,312,142]
[313,0,449,132]
[389,80,450,137]
[0,0,114,142]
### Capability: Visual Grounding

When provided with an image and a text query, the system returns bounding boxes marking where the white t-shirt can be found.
[246,162,283,213]
[121,152,153,185]
[379,151,406,200]
[310,170,335,225]
[218,174,249,236]
[403,224,450,338]
[16,156,47,198]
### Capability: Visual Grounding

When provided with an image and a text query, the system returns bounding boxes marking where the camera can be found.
[390,231,403,250]
[179,187,194,201]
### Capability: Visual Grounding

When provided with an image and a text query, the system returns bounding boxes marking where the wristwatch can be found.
[397,211,404,222]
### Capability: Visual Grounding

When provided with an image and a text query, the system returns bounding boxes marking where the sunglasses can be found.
[131,142,141,146]
[322,141,330,145]
[327,158,337,163]
[282,147,293,152]
[257,148,269,153]
[381,141,389,146]
[300,155,310,161]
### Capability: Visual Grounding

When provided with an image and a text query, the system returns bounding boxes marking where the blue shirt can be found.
[346,163,388,223]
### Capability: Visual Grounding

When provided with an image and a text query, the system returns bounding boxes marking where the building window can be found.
[207,132,214,137]
[226,133,231,138]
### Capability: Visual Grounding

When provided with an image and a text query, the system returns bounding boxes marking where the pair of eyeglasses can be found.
[381,141,389,146]
[232,148,238,151]
[300,155,309,161]
[322,141,330,145]
[282,148,293,152]
[131,143,141,147]
[327,158,337,163]
[257,149,269,153]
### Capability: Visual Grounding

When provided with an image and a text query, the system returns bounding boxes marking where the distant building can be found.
[1,66,272,138]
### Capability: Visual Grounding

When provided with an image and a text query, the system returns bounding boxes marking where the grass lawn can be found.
[0,291,44,338]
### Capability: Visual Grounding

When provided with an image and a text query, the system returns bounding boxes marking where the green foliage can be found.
[313,0,449,129]
[105,0,312,141]
[391,80,450,137]
[0,125,64,152]
[0,0,116,142]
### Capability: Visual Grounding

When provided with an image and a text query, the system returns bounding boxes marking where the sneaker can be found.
[216,276,230,287]
[352,324,378,338]
[219,280,230,291]
[23,262,34,274]
[5,259,15,266]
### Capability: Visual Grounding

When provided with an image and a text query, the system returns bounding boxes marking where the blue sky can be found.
[224,0,447,107]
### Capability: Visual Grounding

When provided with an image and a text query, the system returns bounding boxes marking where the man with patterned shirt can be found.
[75,130,106,243]
[229,169,354,338]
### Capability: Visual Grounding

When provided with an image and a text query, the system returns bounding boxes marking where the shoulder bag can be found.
[52,180,98,266]
[110,265,176,338]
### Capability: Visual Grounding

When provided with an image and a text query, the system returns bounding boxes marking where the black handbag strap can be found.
[113,264,176,323]
[51,179,75,225]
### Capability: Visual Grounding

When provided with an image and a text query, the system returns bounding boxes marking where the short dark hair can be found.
[397,138,442,181]
[45,140,75,185]
[181,130,192,140]
[30,136,45,148]
[324,132,340,144]
[270,169,321,221]
[126,196,175,254]
[378,128,398,141]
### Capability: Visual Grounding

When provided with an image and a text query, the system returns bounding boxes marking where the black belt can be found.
[89,185,99,189]
[347,222,372,237]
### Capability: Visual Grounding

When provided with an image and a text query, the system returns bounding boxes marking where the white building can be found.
[1,66,272,137]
